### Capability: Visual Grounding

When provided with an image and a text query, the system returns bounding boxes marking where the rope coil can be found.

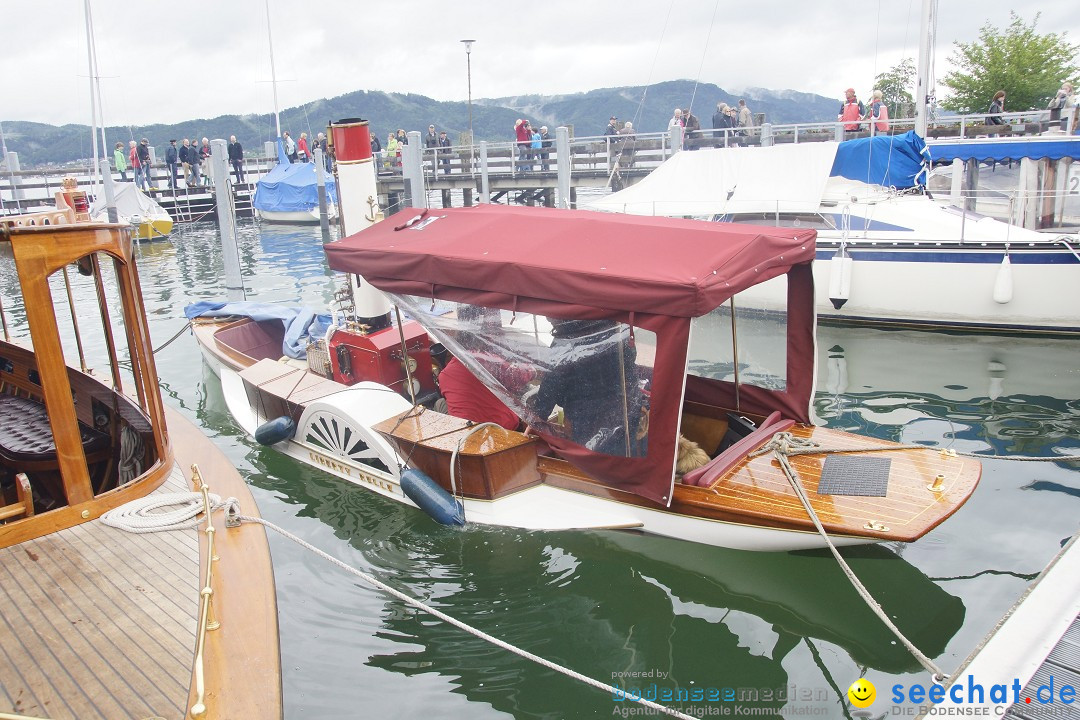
[101,492,239,533]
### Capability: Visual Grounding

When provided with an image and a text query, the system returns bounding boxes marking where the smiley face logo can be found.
[847,678,876,708]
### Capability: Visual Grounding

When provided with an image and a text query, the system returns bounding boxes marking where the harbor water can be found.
[2,219,1079,718]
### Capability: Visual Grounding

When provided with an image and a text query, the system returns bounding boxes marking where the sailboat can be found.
[252,0,338,225]
[586,0,1080,334]
[254,139,339,223]
[81,0,173,239]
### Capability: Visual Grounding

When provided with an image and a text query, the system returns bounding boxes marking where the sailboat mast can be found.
[914,0,937,137]
[83,0,101,186]
[87,2,110,171]
[265,0,281,138]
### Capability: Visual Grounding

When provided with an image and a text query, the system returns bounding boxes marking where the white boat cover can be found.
[91,183,171,224]
[586,142,840,216]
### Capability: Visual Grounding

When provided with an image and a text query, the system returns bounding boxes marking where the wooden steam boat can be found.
[0,210,281,719]
[192,204,979,552]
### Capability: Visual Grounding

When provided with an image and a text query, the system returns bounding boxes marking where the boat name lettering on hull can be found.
[307,451,395,494]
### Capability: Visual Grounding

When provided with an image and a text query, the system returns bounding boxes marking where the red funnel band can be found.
[331,119,372,162]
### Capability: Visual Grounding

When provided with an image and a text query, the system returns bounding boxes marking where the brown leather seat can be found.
[0,393,110,464]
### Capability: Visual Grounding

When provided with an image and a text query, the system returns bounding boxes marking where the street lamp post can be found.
[461,39,475,173]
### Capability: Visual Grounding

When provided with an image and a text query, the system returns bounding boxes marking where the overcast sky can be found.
[2,0,1078,129]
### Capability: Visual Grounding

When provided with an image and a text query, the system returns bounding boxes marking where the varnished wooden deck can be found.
[699,424,982,540]
[0,466,198,720]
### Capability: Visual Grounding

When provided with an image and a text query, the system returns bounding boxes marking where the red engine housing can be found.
[328,321,438,398]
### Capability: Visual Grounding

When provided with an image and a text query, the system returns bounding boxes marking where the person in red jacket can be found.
[838,88,865,134]
[514,118,532,172]
[436,355,523,432]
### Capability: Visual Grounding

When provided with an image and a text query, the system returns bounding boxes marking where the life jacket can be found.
[871,102,889,132]
[841,100,862,131]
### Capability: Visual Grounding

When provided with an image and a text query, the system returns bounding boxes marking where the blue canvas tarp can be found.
[184,300,333,359]
[830,131,929,189]
[927,138,1080,163]
[253,140,338,212]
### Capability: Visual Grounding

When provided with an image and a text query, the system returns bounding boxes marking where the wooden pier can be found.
[2,109,1077,229]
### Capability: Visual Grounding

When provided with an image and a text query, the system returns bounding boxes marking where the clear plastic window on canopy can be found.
[687,277,788,392]
[392,295,655,458]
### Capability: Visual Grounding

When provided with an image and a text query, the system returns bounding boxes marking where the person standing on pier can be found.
[683,108,702,150]
[298,132,310,162]
[838,88,865,134]
[618,121,636,167]
[424,125,439,174]
[228,136,245,183]
[668,108,684,130]
[136,138,152,191]
[514,119,531,172]
[539,126,552,171]
[199,137,212,186]
[165,140,179,189]
[187,139,202,187]
[178,139,189,185]
[737,100,753,130]
[438,131,452,174]
[385,132,399,172]
[865,90,889,133]
[283,131,297,162]
[316,132,330,173]
[114,141,128,182]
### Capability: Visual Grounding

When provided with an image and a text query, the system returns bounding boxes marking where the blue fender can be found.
[400,467,465,526]
[254,415,296,446]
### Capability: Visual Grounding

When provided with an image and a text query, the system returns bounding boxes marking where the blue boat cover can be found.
[927,138,1080,163]
[252,140,338,212]
[184,300,333,359]
[830,131,929,189]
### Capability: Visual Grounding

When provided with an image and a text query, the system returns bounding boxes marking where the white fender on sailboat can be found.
[992,255,1013,304]
[828,248,853,310]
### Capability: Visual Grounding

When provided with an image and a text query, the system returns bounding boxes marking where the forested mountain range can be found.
[2,80,839,168]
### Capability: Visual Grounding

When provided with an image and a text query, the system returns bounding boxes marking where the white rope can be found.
[240,513,699,720]
[753,431,947,680]
[101,492,239,533]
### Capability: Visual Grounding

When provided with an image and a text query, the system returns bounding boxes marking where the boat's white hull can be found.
[740,245,1080,333]
[204,347,872,552]
[257,205,338,224]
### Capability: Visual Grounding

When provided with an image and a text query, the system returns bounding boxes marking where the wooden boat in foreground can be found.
[192,204,980,552]
[0,210,281,719]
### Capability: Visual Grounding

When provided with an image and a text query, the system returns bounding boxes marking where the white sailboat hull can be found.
[740,245,1080,333]
[257,205,338,224]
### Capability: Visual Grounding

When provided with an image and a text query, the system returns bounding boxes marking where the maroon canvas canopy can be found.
[326,205,815,318]
[326,205,817,506]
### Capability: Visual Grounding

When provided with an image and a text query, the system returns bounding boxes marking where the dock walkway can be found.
[924,532,1080,718]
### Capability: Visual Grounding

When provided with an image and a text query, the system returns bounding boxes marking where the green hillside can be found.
[1,80,839,168]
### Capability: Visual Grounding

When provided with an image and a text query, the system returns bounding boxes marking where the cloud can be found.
[3,0,1076,127]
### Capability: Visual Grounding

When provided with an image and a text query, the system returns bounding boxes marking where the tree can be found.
[940,12,1079,114]
[874,58,916,118]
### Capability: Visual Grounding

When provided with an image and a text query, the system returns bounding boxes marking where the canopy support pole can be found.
[394,306,418,406]
[729,297,740,411]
